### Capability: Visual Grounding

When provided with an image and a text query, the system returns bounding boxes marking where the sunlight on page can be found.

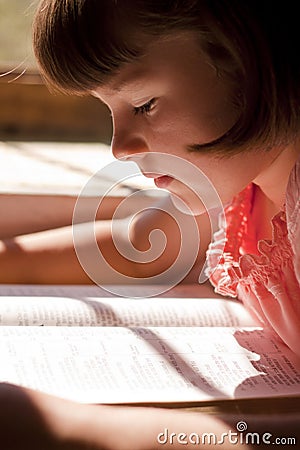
[0,285,299,405]
[0,326,299,404]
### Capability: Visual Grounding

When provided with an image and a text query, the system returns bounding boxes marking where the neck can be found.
[253,139,299,210]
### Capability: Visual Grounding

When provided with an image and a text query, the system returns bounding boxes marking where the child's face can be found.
[94,33,278,213]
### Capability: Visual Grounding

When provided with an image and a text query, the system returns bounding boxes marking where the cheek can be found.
[150,96,204,143]
[186,80,239,143]
[152,109,236,152]
[148,118,186,152]
[188,106,238,144]
[149,113,204,153]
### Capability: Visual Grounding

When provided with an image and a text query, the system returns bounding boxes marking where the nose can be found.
[111,127,149,160]
[111,114,149,159]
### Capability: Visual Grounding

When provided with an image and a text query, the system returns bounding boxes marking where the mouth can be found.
[140,171,174,189]
[153,175,174,189]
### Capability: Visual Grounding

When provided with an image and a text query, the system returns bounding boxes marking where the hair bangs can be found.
[33,0,143,94]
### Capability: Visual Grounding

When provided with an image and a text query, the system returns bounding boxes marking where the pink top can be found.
[206,154,300,356]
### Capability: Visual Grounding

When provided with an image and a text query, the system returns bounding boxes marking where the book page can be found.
[0,326,299,404]
[0,287,257,327]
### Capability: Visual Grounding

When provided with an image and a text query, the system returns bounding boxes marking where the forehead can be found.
[96,32,209,95]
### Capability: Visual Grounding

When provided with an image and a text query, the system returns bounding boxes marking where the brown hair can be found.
[33,0,300,154]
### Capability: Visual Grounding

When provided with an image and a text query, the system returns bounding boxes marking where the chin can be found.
[169,192,206,216]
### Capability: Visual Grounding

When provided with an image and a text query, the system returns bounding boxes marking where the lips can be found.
[153,175,174,189]
[140,171,174,189]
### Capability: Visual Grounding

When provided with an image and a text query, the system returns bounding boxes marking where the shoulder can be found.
[129,195,210,281]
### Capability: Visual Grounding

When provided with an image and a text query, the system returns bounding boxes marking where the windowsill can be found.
[0,70,113,142]
[0,141,157,196]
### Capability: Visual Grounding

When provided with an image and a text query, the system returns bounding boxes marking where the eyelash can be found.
[133,98,156,116]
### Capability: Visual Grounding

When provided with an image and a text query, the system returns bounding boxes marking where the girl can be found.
[2,0,299,353]
[0,1,299,448]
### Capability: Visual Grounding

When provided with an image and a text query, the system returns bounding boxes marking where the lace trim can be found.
[206,184,253,297]
[239,211,294,284]
[206,184,294,297]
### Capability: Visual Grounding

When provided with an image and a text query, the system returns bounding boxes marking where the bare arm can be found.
[0,193,156,239]
[0,196,211,284]
[0,383,254,450]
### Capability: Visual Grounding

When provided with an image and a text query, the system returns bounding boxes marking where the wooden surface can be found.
[184,397,300,443]
[0,73,112,142]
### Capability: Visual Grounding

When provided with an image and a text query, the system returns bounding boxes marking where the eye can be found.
[133,98,156,116]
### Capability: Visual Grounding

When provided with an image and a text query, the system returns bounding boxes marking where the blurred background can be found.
[0,1,154,239]
[0,0,37,69]
[0,1,115,237]
[0,0,112,142]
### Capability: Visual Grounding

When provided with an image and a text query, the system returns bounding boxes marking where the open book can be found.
[0,284,299,405]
